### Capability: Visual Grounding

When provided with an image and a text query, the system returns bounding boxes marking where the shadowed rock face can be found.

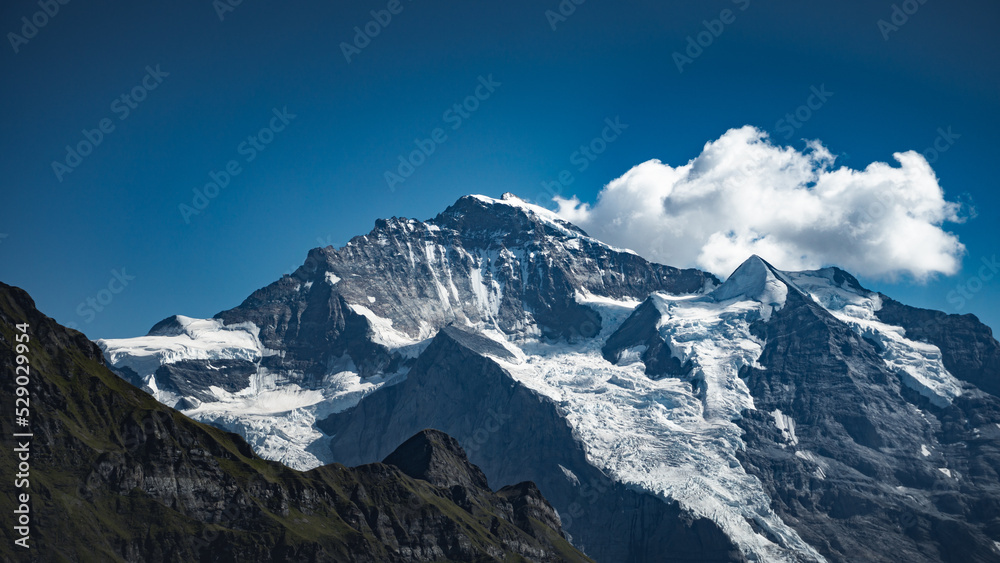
[602,299,693,378]
[215,282,400,379]
[383,429,491,491]
[0,283,592,563]
[155,358,257,403]
[320,325,746,563]
[735,288,1000,563]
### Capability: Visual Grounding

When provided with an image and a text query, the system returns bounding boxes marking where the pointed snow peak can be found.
[713,255,778,297]
[711,255,791,317]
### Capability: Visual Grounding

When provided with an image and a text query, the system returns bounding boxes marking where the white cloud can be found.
[555,126,966,281]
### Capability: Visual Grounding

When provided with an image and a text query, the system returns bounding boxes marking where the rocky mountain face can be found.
[735,285,1000,563]
[317,325,745,562]
[98,193,718,471]
[0,283,592,563]
[96,194,1000,562]
[212,193,714,372]
[659,259,1000,563]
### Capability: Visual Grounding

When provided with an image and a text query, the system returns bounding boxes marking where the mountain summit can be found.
[98,194,1000,563]
[710,254,792,318]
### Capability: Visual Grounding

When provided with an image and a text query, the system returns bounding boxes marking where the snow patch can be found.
[574,288,642,310]
[325,272,341,285]
[616,346,648,366]
[921,445,931,457]
[650,292,761,421]
[184,365,405,470]
[795,451,825,480]
[559,464,581,486]
[771,409,799,446]
[348,304,420,349]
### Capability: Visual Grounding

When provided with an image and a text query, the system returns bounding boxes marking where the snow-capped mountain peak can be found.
[435,192,636,256]
[95,193,1000,563]
[710,254,791,320]
[474,191,578,226]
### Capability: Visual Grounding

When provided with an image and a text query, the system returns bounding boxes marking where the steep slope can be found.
[318,325,746,563]
[605,256,1000,562]
[0,282,592,562]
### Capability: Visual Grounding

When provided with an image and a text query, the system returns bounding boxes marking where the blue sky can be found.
[1,0,997,337]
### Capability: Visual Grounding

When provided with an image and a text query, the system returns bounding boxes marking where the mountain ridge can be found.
[94,193,1000,562]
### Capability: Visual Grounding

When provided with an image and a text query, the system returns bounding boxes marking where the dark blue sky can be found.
[1,0,998,337]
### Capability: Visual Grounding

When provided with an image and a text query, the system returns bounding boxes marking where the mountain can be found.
[606,256,1000,562]
[0,282,592,562]
[99,193,717,470]
[98,194,1000,562]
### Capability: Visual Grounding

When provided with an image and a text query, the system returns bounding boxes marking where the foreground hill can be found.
[0,282,591,562]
